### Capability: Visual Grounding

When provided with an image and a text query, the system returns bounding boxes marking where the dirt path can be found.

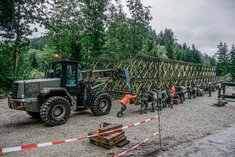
[0,89,235,157]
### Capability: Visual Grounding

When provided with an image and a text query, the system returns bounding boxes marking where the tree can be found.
[229,44,235,77]
[126,0,152,55]
[216,42,230,75]
[80,0,109,60]
[216,42,229,63]
[209,56,217,66]
[104,2,132,59]
[229,44,235,63]
[0,0,47,73]
[44,0,82,61]
[157,29,176,59]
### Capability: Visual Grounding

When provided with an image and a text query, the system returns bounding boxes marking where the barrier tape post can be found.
[158,105,162,149]
[113,109,162,157]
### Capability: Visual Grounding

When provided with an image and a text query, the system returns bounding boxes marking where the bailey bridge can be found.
[91,55,232,97]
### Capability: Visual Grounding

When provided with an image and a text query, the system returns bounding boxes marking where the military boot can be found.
[116,105,126,118]
[144,103,148,114]
[140,103,144,114]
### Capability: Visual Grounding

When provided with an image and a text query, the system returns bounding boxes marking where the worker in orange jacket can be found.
[171,84,176,97]
[117,92,137,118]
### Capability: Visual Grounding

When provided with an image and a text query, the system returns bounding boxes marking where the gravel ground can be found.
[167,122,235,157]
[0,88,235,157]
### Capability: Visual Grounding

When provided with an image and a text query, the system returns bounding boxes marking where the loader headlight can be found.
[20,94,25,99]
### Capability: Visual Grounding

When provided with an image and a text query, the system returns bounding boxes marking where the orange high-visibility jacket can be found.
[121,94,137,105]
[171,85,176,97]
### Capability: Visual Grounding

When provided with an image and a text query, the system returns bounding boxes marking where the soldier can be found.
[208,82,212,97]
[155,89,163,111]
[116,92,137,118]
[167,88,173,108]
[192,84,197,98]
[149,89,162,112]
[187,84,192,99]
[161,88,168,108]
[175,84,185,103]
[140,92,152,114]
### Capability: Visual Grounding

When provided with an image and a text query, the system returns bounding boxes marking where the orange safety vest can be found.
[121,94,137,105]
[171,85,176,97]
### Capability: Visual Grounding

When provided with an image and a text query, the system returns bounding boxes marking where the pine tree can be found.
[216,42,229,63]
[229,44,235,77]
[229,44,235,63]
[80,0,109,59]
[126,0,152,56]
[216,42,230,75]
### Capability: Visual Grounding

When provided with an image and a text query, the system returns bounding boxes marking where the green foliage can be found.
[0,87,10,94]
[0,0,47,73]
[0,43,15,88]
[229,44,235,78]
[127,0,152,55]
[1,0,231,92]
[157,29,175,59]
[215,42,234,77]
[209,57,217,66]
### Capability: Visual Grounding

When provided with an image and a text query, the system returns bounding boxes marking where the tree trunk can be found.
[13,43,19,73]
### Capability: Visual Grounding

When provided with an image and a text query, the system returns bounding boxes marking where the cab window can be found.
[66,63,77,84]
[54,63,62,78]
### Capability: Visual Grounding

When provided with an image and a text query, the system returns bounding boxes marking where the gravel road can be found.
[0,88,235,157]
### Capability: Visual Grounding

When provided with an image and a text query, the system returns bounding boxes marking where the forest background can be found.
[0,0,234,93]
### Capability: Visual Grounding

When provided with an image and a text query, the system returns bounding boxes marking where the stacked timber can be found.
[173,99,181,105]
[89,123,130,149]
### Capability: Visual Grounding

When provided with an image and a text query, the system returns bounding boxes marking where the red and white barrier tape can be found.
[0,115,159,155]
[114,131,159,157]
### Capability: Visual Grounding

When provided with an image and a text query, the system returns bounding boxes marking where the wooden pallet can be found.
[116,140,130,148]
[99,124,123,133]
[90,136,127,149]
[89,131,125,145]
[89,123,127,149]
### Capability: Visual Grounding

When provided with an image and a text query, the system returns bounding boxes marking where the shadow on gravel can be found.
[71,110,92,116]
[2,118,43,128]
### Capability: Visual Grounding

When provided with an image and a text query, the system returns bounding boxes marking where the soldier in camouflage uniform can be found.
[175,84,186,103]
[149,89,162,112]
[187,84,193,99]
[192,84,197,98]
[208,82,212,97]
[139,92,152,114]
[161,89,168,108]
[166,88,173,108]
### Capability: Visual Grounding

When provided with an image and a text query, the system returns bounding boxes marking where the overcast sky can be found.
[139,0,235,56]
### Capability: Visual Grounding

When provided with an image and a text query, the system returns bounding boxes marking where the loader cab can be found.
[46,61,84,96]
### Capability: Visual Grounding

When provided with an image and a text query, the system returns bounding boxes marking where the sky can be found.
[138,0,235,56]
